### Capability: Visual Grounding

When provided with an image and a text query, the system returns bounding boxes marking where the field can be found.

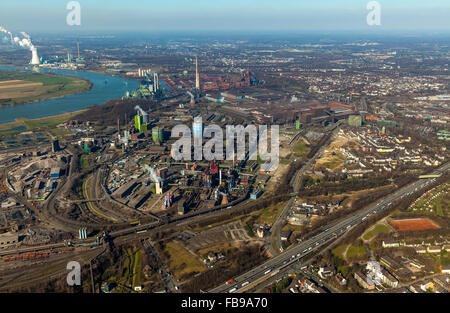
[256,201,287,225]
[332,245,347,259]
[346,244,366,258]
[315,131,355,171]
[362,224,390,241]
[165,241,207,280]
[113,247,143,292]
[0,110,86,148]
[390,218,440,232]
[293,139,309,158]
[0,70,91,106]
[332,243,367,260]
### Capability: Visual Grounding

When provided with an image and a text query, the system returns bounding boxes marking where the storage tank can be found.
[152,127,164,143]
[192,116,203,136]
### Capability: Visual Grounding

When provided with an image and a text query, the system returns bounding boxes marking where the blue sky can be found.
[0,0,449,33]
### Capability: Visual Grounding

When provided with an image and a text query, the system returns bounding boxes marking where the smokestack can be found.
[30,47,40,65]
[195,56,200,90]
[154,72,159,91]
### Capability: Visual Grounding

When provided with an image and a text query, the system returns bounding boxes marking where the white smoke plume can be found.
[0,26,13,43]
[1,26,34,50]
[143,165,164,183]
[1,26,39,64]
[20,31,30,39]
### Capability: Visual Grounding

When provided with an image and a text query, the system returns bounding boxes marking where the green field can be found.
[0,110,86,149]
[256,202,286,225]
[333,243,367,260]
[81,155,89,169]
[362,224,390,241]
[0,69,91,106]
[293,139,309,158]
[346,244,366,258]
[332,245,347,260]
[115,247,143,292]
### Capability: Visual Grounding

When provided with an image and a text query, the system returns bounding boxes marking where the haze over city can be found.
[1,0,450,32]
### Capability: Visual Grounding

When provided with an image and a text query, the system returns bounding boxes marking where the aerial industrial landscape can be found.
[0,1,449,303]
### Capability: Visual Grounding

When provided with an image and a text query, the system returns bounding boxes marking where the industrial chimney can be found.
[30,47,40,65]
[195,56,200,90]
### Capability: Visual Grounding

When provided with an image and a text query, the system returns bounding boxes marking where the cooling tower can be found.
[30,47,40,65]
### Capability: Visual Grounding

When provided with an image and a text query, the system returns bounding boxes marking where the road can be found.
[269,198,294,255]
[209,162,449,293]
[142,238,179,293]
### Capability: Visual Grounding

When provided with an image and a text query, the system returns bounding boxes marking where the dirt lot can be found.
[185,220,252,251]
[390,218,440,231]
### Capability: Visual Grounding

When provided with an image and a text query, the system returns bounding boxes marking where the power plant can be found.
[30,47,40,65]
[0,26,40,65]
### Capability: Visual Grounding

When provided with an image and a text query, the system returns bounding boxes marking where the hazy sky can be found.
[0,0,449,33]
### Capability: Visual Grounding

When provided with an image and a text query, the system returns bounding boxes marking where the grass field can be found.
[256,202,286,225]
[0,110,86,149]
[132,250,142,288]
[362,224,390,241]
[293,139,309,158]
[317,153,346,171]
[346,244,366,258]
[115,247,143,292]
[332,243,367,260]
[81,155,89,169]
[332,245,347,260]
[0,70,91,106]
[165,241,207,280]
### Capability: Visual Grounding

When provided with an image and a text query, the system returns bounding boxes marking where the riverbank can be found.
[0,109,87,135]
[0,66,139,124]
[0,69,92,106]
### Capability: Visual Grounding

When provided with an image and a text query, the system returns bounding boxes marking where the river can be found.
[0,65,139,124]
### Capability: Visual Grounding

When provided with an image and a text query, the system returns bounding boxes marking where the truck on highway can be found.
[229,287,237,293]
[241,282,249,287]
[226,279,233,285]
[264,267,274,275]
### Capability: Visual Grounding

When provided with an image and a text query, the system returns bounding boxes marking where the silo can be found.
[152,127,164,143]
[142,113,149,124]
[192,116,203,136]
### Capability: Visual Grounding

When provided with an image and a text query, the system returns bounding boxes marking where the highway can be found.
[209,162,449,293]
